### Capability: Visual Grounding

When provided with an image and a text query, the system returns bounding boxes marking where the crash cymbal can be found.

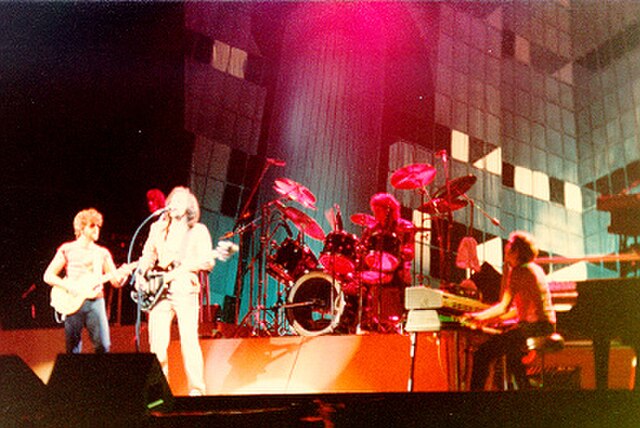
[390,163,437,190]
[418,198,468,215]
[350,213,376,228]
[282,206,325,240]
[274,178,317,210]
[433,174,477,200]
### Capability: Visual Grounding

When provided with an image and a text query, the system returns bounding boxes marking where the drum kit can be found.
[231,157,489,337]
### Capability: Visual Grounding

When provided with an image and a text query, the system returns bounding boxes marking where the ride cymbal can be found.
[282,206,325,241]
[432,174,477,200]
[419,198,468,215]
[390,163,437,190]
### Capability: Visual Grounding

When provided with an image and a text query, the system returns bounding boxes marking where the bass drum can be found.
[286,271,349,336]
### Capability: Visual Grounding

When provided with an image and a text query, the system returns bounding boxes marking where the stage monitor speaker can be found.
[47,353,173,423]
[0,355,45,423]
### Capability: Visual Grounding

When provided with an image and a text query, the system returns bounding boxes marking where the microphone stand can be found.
[127,208,168,352]
[440,152,453,284]
[232,161,276,325]
[460,194,505,232]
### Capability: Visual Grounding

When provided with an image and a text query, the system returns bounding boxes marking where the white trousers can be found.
[148,284,205,394]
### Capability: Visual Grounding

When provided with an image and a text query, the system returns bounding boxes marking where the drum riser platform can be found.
[0,326,635,395]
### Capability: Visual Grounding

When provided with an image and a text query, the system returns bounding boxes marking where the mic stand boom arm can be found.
[460,194,505,231]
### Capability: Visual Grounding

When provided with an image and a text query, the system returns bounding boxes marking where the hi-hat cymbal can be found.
[419,198,468,215]
[390,163,437,190]
[274,178,317,210]
[350,213,376,228]
[433,174,477,200]
[282,206,325,240]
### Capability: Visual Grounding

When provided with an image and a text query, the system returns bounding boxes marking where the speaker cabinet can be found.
[0,355,45,423]
[47,353,173,423]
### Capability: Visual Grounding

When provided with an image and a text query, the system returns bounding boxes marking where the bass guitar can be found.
[50,262,138,316]
[134,240,238,312]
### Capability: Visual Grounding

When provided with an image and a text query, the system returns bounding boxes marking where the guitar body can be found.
[133,270,169,312]
[50,263,137,317]
[50,276,103,316]
[134,240,238,312]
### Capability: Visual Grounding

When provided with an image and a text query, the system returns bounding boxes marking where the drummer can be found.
[361,192,415,329]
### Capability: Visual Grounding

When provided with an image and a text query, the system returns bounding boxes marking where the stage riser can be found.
[0,326,635,395]
[169,333,453,395]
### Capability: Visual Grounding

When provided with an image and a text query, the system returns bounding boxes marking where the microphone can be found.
[266,157,286,167]
[152,206,172,216]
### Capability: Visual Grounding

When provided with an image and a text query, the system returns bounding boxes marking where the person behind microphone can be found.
[146,188,166,214]
[136,186,214,396]
[462,231,556,390]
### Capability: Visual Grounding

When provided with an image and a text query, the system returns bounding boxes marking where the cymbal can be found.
[350,213,376,228]
[433,174,477,200]
[274,178,317,210]
[390,163,437,190]
[282,206,325,240]
[419,198,468,215]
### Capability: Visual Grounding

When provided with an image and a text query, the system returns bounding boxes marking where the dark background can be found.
[1,2,190,328]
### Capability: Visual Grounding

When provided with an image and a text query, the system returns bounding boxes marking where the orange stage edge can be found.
[0,326,635,396]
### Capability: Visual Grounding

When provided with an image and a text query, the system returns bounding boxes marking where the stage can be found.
[1,325,638,426]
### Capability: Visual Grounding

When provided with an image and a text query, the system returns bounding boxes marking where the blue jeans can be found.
[64,298,110,353]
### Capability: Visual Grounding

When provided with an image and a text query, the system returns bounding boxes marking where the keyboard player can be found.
[461,231,556,390]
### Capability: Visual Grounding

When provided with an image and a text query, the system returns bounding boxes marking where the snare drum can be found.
[267,238,318,284]
[364,232,401,272]
[319,231,359,275]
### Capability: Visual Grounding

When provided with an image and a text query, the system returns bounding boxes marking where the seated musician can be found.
[462,231,556,390]
[362,193,415,329]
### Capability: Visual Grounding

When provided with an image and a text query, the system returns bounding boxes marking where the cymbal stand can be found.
[232,219,261,337]
[233,200,284,336]
[415,187,432,286]
[256,201,287,335]
[230,157,278,330]
[439,151,453,284]
[356,270,365,334]
[265,217,298,336]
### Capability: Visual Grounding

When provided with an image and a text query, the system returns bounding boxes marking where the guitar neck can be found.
[92,262,137,287]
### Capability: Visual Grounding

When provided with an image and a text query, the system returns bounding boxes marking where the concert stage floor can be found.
[0,326,638,426]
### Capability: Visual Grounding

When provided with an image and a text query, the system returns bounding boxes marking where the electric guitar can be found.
[133,240,238,312]
[50,262,138,316]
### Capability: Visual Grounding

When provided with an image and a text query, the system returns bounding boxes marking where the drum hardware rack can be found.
[233,199,295,337]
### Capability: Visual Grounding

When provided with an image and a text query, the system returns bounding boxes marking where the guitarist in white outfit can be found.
[44,208,128,353]
[137,186,214,396]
